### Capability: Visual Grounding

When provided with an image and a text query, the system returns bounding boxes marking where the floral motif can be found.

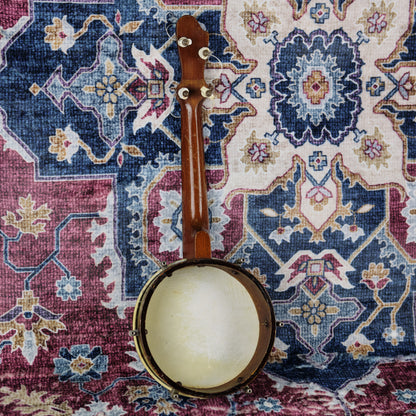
[302,299,326,324]
[114,10,143,36]
[354,127,390,169]
[396,72,416,100]
[0,385,72,415]
[240,1,279,44]
[340,223,365,242]
[49,125,80,163]
[56,276,82,301]
[255,398,283,413]
[241,131,278,173]
[360,262,391,290]
[83,60,125,120]
[289,298,339,336]
[54,344,108,383]
[310,3,330,24]
[287,50,345,126]
[383,325,405,346]
[357,1,396,44]
[269,225,293,245]
[2,195,52,238]
[214,73,233,103]
[245,267,269,288]
[154,399,178,415]
[277,251,355,293]
[394,389,416,404]
[44,16,76,54]
[0,291,66,364]
[268,337,289,363]
[249,143,269,162]
[270,29,362,146]
[364,138,382,159]
[306,185,333,211]
[73,401,126,416]
[368,12,388,33]
[304,168,335,213]
[125,342,145,373]
[246,77,266,99]
[95,75,123,105]
[128,48,174,121]
[248,11,268,34]
[260,208,294,245]
[302,69,330,105]
[125,383,193,413]
[342,333,375,359]
[366,76,386,96]
[309,151,328,171]
[124,385,150,402]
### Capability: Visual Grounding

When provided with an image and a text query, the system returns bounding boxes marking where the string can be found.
[207,52,224,74]
[170,103,181,119]
[203,52,223,108]
[168,82,181,118]
[166,33,226,114]
[165,23,177,42]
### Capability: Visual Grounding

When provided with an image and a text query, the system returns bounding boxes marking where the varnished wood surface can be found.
[176,15,211,259]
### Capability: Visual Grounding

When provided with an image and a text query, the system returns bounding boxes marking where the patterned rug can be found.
[1,0,416,414]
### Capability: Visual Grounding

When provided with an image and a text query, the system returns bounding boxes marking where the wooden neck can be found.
[176,16,211,259]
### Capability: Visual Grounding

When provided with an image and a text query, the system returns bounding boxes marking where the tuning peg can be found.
[198,47,212,60]
[200,86,213,98]
[178,37,192,48]
[178,87,190,100]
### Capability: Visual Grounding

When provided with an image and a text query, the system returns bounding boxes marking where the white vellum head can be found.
[145,265,260,389]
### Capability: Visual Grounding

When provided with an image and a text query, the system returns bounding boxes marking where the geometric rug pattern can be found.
[1,1,416,414]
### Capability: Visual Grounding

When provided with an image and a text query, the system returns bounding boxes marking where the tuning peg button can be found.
[198,47,212,60]
[178,87,190,100]
[178,37,192,48]
[200,86,213,98]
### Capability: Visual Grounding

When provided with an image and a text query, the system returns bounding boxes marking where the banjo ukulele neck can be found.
[176,15,212,260]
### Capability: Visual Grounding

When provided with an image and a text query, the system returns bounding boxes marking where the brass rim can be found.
[132,258,275,398]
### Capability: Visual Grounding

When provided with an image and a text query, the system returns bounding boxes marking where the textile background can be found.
[1,0,416,414]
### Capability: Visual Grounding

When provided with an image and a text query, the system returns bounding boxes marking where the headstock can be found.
[176,16,211,104]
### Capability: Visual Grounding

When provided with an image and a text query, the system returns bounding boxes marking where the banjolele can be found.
[132,15,276,398]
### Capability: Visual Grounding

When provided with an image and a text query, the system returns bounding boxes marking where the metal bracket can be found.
[170,389,180,400]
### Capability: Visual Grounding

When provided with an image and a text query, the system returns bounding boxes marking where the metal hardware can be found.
[245,386,253,394]
[277,321,285,327]
[170,389,180,400]
[198,47,211,60]
[178,87,190,100]
[234,258,245,265]
[178,37,192,48]
[129,329,140,337]
[200,86,213,98]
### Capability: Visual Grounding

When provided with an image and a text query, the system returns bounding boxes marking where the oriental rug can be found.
[0,0,416,415]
